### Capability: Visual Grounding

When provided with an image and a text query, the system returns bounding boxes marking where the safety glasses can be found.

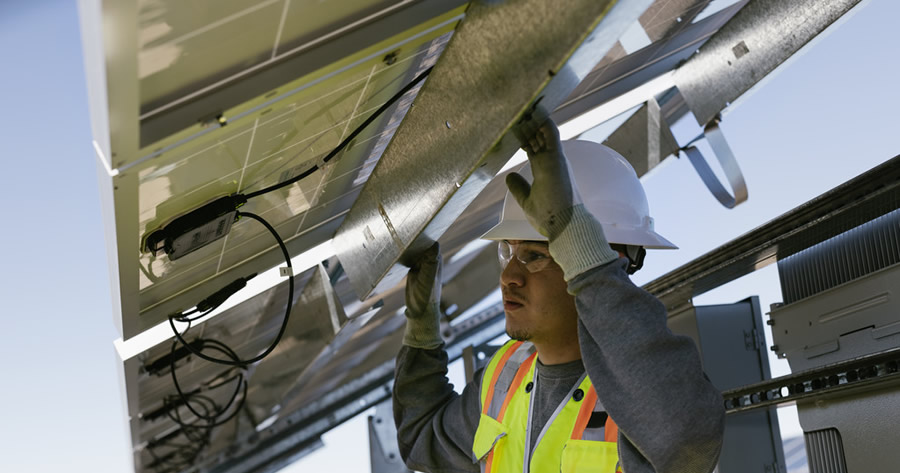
[498,240,554,273]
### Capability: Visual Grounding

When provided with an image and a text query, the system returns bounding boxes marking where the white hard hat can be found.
[480,140,677,249]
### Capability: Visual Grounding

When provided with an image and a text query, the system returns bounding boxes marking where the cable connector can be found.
[144,339,206,376]
[195,273,256,313]
[143,193,248,261]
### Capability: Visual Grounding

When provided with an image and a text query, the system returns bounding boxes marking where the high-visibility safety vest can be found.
[471,340,622,473]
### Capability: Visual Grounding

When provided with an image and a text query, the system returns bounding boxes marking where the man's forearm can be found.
[393,345,482,473]
[569,259,725,473]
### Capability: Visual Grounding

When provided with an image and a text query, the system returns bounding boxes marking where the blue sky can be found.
[1,1,898,472]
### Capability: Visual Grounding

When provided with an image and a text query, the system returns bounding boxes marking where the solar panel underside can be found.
[121,3,464,337]
[130,263,387,472]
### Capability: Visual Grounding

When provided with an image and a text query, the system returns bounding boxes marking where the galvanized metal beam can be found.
[552,1,744,126]
[673,0,864,126]
[334,0,655,300]
[602,97,679,177]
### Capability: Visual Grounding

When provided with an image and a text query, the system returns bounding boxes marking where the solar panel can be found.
[87,1,467,339]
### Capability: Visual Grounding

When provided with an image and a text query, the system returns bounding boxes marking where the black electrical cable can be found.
[171,361,244,423]
[173,309,212,324]
[179,307,199,317]
[149,398,215,472]
[168,211,293,367]
[147,446,188,472]
[242,65,433,200]
[165,394,219,439]
[162,315,249,443]
[148,422,211,471]
[147,409,212,465]
[167,382,249,430]
[168,336,246,423]
[165,397,214,442]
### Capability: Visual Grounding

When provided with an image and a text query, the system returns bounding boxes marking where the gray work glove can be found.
[508,118,582,240]
[508,119,619,281]
[402,242,444,349]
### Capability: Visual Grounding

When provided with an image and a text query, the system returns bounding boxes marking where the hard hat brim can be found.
[480,218,677,249]
[480,219,547,242]
[602,226,678,250]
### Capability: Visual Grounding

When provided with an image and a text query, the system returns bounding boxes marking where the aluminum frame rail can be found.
[722,346,900,415]
[643,154,900,312]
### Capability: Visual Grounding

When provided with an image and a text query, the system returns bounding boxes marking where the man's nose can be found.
[500,257,526,287]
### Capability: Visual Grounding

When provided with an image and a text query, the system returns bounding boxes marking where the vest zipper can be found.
[522,363,588,473]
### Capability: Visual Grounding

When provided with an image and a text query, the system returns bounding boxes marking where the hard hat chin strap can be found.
[610,244,646,275]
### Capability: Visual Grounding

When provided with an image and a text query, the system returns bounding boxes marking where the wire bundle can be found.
[148,212,291,472]
[144,339,247,472]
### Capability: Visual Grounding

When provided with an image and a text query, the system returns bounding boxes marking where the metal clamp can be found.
[681,118,748,208]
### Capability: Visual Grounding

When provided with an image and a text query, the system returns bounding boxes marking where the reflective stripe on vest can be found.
[472,340,620,473]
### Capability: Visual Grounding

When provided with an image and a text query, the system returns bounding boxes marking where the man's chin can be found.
[506,328,531,342]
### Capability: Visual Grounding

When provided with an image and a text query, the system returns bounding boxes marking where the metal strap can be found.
[681,119,748,209]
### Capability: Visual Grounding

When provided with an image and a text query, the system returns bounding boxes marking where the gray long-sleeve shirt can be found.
[393,257,725,472]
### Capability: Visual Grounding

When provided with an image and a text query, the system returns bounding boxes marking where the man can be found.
[393,119,724,472]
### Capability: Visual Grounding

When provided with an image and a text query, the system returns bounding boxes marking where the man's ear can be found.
[624,246,646,275]
[610,244,646,274]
